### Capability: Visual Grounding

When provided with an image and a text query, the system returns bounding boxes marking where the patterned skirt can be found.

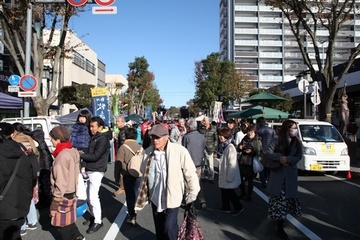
[268,182,302,220]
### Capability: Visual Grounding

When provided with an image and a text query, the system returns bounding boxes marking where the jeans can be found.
[202,150,214,180]
[87,171,104,224]
[151,203,179,240]
[21,199,38,230]
[123,174,141,217]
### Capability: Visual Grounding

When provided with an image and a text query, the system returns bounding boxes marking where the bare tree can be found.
[0,2,82,115]
[265,0,360,121]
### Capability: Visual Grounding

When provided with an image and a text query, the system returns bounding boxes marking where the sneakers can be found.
[74,234,86,240]
[231,208,244,216]
[216,208,231,213]
[20,229,27,236]
[26,223,37,230]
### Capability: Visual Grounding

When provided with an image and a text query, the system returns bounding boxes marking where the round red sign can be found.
[67,0,87,7]
[95,0,115,7]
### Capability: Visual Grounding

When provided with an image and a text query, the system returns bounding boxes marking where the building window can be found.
[73,52,85,69]
[86,59,95,75]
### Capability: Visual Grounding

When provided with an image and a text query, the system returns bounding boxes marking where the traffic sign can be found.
[8,74,21,86]
[298,79,309,93]
[19,74,38,92]
[311,82,321,106]
[67,0,87,7]
[95,0,115,6]
[92,6,117,14]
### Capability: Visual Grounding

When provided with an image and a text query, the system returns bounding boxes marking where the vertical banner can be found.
[144,106,152,122]
[212,101,223,124]
[91,87,111,127]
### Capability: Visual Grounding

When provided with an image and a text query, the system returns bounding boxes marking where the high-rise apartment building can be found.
[219,0,360,89]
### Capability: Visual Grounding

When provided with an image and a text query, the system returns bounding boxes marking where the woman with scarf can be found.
[216,128,244,216]
[49,126,84,240]
[263,120,302,240]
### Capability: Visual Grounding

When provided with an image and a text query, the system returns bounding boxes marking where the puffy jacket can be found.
[0,139,37,220]
[70,123,91,151]
[81,128,111,172]
[199,125,218,154]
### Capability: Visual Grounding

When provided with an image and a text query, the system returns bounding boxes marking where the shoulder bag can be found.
[0,156,21,201]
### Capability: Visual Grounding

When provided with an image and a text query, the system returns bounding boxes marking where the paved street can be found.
[22,154,360,240]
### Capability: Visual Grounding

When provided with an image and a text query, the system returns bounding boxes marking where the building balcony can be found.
[259,63,283,70]
[259,52,283,58]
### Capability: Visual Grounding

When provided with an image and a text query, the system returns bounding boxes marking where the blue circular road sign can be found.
[8,74,21,86]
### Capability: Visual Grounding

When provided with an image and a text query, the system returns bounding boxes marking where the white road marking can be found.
[253,187,322,240]
[103,202,128,240]
[325,174,360,188]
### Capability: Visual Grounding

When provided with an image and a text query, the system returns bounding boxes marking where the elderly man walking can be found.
[199,116,218,183]
[136,124,200,240]
[182,118,207,209]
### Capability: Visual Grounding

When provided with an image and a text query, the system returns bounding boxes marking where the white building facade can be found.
[44,30,102,115]
[219,0,360,89]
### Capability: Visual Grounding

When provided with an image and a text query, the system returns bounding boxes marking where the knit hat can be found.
[50,126,70,142]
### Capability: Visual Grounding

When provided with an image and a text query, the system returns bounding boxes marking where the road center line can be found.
[253,187,322,240]
[103,202,128,240]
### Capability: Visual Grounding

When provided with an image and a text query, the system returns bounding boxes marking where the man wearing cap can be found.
[135,124,200,240]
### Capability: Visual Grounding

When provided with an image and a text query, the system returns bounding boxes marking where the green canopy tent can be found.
[241,92,287,104]
[227,105,293,119]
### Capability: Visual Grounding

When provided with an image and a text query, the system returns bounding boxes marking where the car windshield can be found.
[299,124,344,142]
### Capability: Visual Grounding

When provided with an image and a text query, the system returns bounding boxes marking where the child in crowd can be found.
[70,109,92,181]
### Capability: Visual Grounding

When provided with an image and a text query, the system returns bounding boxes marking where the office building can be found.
[219,0,360,89]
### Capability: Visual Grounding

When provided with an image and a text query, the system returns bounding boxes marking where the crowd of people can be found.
[0,109,303,240]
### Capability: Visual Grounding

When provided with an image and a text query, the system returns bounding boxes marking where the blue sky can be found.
[69,0,219,108]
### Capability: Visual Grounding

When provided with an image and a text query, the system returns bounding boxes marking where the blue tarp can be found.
[0,92,23,109]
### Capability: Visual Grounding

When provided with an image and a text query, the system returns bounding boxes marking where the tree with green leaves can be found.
[58,83,94,109]
[125,56,161,116]
[0,2,86,115]
[265,0,360,121]
[194,52,252,115]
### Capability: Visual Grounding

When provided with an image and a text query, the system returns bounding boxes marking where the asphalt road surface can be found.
[22,163,360,240]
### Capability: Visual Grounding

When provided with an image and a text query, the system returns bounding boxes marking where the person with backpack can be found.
[116,128,142,226]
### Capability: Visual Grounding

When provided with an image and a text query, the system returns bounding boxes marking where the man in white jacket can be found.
[136,124,200,240]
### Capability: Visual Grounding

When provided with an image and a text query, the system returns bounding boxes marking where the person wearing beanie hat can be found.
[0,123,39,240]
[49,126,84,240]
[135,123,200,240]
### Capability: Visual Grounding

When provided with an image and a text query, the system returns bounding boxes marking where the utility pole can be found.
[24,1,33,117]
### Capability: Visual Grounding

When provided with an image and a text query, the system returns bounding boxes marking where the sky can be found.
[69,0,219,108]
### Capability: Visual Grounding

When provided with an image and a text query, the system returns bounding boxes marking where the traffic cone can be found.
[346,171,352,180]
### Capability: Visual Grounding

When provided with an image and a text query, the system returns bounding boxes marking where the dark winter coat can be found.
[263,136,302,198]
[32,129,53,171]
[81,128,111,172]
[0,139,37,220]
[117,126,128,149]
[257,124,275,151]
[182,130,205,167]
[199,125,218,154]
[70,123,91,151]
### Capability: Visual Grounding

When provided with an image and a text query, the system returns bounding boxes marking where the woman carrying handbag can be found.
[49,126,84,240]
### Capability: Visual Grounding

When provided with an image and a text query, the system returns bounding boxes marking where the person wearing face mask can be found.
[262,120,303,240]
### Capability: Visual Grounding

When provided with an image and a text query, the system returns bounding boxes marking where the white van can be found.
[292,119,350,172]
[1,116,61,151]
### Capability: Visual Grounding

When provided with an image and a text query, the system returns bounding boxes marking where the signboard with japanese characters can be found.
[92,96,111,127]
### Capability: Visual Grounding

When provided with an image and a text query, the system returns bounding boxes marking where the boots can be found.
[276,219,289,240]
